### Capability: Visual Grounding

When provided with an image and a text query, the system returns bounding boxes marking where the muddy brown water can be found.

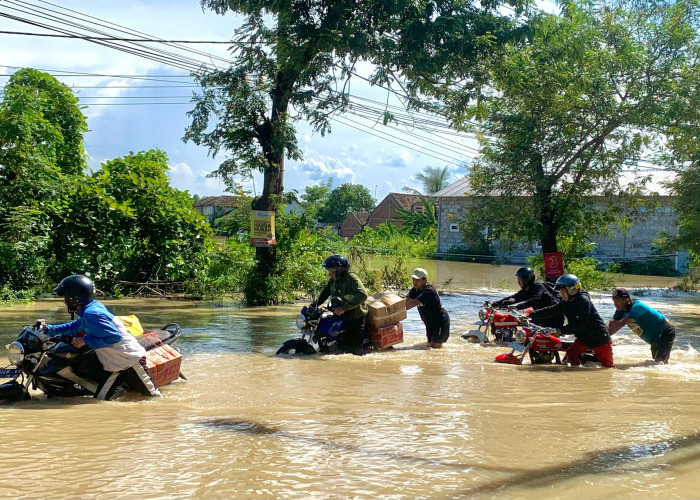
[1,263,699,499]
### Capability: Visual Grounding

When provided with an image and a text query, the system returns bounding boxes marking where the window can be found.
[449,223,460,232]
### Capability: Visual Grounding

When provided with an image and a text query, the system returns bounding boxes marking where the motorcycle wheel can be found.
[529,351,554,364]
[276,339,317,356]
[461,334,480,343]
[0,381,30,402]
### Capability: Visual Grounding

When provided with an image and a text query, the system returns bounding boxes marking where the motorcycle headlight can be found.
[7,341,24,365]
[515,330,527,344]
[296,313,307,330]
[478,308,488,321]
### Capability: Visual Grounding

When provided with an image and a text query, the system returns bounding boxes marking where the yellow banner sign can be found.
[250,210,276,246]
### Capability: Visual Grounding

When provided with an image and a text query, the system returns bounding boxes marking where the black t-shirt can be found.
[408,284,446,330]
[530,291,610,347]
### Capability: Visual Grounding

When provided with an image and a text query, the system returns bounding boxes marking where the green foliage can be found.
[0,68,88,292]
[213,201,253,237]
[661,162,700,260]
[0,284,38,304]
[405,166,452,195]
[456,0,700,253]
[186,0,526,304]
[52,150,214,291]
[457,217,494,256]
[321,183,376,223]
[396,197,437,238]
[300,180,332,220]
[528,234,614,289]
[350,223,437,258]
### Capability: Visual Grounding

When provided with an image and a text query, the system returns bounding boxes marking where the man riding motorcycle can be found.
[492,267,564,328]
[314,255,369,355]
[35,274,161,400]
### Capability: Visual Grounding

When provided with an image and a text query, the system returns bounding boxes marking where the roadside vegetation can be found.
[3,0,700,304]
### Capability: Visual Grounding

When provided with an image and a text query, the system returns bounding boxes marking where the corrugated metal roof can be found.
[432,176,472,197]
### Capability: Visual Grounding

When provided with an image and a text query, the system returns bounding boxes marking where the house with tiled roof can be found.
[193,195,245,222]
[367,193,431,229]
[340,211,369,238]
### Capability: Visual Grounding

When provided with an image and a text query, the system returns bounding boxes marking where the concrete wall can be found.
[437,195,685,269]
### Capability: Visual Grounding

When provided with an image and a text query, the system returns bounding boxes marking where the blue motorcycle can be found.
[0,324,181,402]
[276,298,370,355]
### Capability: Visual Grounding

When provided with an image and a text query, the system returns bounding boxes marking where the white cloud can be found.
[168,162,226,195]
[298,157,356,182]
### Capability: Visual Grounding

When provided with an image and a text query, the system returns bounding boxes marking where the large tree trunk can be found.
[245,69,291,305]
[533,154,558,254]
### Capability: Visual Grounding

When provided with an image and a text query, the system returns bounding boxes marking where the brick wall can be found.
[340,217,364,238]
[368,198,403,228]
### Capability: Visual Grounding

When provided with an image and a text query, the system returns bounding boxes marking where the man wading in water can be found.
[405,268,450,348]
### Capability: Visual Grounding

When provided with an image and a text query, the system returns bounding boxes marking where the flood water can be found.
[1,262,699,499]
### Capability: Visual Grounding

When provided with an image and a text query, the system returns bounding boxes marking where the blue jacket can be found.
[47,300,123,349]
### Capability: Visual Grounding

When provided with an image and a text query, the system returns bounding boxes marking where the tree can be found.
[662,162,700,262]
[322,183,375,223]
[404,166,452,195]
[455,0,700,254]
[185,0,527,304]
[0,68,88,291]
[52,150,214,291]
[396,197,437,238]
[300,180,332,220]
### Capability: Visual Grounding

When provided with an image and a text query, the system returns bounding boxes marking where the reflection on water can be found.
[1,261,699,499]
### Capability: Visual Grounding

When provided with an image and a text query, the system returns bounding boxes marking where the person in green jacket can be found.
[315,254,369,355]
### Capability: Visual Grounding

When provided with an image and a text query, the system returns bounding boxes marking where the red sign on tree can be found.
[544,252,564,280]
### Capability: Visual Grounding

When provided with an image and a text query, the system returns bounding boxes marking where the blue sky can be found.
[0,0,478,202]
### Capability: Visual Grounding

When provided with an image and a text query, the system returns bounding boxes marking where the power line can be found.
[0,30,240,43]
[0,0,230,72]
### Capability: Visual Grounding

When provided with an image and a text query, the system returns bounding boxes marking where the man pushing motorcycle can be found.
[527,274,615,368]
[35,274,161,400]
[314,255,369,355]
[492,267,564,329]
[607,287,676,364]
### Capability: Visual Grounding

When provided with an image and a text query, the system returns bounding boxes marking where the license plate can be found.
[0,368,21,378]
[509,341,526,353]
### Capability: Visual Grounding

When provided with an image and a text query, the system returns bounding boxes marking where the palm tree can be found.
[403,166,452,195]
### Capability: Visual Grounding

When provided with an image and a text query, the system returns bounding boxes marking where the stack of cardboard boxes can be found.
[366,291,406,349]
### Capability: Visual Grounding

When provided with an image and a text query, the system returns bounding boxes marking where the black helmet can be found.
[321,255,349,271]
[52,275,95,311]
[515,267,536,287]
[554,274,581,296]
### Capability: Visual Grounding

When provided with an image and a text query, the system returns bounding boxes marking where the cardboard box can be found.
[365,295,388,319]
[145,343,182,387]
[375,292,406,316]
[370,322,404,349]
[366,291,406,322]
[371,308,407,328]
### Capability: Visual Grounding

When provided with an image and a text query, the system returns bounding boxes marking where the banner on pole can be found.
[250,210,276,246]
[544,251,564,280]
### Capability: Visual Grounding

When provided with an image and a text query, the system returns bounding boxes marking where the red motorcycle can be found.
[495,323,598,365]
[461,302,532,343]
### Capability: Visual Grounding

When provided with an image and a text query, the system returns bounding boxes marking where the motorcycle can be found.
[461,301,532,343]
[0,323,182,402]
[494,321,599,366]
[276,299,371,355]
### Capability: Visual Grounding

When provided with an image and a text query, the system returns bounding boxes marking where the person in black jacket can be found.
[406,268,450,348]
[528,274,615,368]
[492,267,564,328]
